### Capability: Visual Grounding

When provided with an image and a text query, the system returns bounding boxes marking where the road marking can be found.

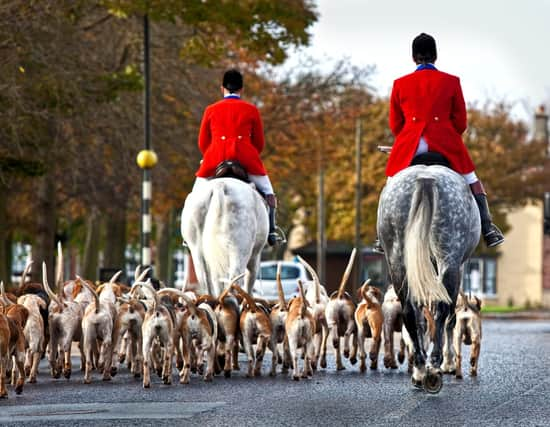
[0,401,224,422]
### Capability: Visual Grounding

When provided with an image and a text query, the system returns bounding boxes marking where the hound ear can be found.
[473,296,482,311]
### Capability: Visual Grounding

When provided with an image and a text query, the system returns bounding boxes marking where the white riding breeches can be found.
[192,174,274,195]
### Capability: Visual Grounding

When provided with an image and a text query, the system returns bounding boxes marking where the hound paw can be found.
[224,370,231,378]
[349,356,357,365]
[110,367,118,377]
[293,375,300,381]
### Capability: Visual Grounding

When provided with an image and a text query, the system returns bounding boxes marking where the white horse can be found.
[181,178,269,297]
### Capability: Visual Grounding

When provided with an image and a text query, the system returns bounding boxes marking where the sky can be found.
[284,0,550,123]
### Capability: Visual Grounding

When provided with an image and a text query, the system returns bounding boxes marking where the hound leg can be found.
[48,333,59,378]
[0,355,7,398]
[442,313,457,374]
[470,334,481,377]
[370,326,382,370]
[253,335,268,376]
[179,337,191,384]
[383,316,397,369]
[204,343,215,382]
[320,321,329,369]
[223,335,235,378]
[142,334,154,388]
[162,336,174,385]
[232,338,240,371]
[398,334,406,365]
[282,336,291,374]
[269,337,278,377]
[83,333,94,384]
[288,337,300,381]
[133,333,144,378]
[330,325,344,371]
[63,337,74,380]
[29,348,41,383]
[101,338,113,381]
[243,334,255,378]
[24,349,32,377]
[357,324,367,373]
[453,324,463,379]
[469,320,481,377]
[14,339,26,394]
[311,331,321,370]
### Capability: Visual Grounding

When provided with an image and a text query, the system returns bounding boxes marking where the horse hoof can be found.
[423,370,443,394]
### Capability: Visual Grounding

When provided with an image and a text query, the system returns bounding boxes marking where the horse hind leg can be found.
[402,301,427,388]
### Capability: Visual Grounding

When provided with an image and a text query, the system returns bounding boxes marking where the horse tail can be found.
[404,177,451,306]
[203,183,231,291]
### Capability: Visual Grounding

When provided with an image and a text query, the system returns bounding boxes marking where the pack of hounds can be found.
[0,244,482,397]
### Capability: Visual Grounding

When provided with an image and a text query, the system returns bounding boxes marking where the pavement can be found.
[1,318,550,426]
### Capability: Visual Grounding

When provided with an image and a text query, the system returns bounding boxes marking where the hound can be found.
[231,283,272,377]
[0,307,10,397]
[17,293,46,383]
[285,280,315,380]
[268,263,291,376]
[1,282,28,395]
[215,274,245,378]
[162,289,218,384]
[296,255,330,370]
[137,282,176,388]
[42,260,85,380]
[381,284,406,370]
[79,272,120,383]
[453,292,482,379]
[354,280,384,372]
[325,248,358,370]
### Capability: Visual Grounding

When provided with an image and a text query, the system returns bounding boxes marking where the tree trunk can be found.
[82,207,101,281]
[103,208,127,272]
[155,210,174,286]
[32,173,57,286]
[0,188,11,284]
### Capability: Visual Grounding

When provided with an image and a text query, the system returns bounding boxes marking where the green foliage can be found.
[102,0,317,64]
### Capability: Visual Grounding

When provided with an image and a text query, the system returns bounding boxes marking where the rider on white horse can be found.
[374,33,504,253]
[191,69,282,246]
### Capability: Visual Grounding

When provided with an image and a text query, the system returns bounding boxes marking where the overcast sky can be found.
[285,0,550,122]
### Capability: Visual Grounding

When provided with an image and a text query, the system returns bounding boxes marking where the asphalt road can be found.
[2,319,550,427]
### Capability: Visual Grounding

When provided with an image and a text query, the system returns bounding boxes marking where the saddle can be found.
[409,152,451,168]
[214,160,249,182]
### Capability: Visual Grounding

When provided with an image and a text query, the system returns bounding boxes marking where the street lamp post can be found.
[137,14,157,273]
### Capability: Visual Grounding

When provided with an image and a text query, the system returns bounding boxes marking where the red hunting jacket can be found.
[386,67,475,177]
[195,96,267,177]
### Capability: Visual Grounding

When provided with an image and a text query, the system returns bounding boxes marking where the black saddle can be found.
[214,160,249,182]
[409,152,451,168]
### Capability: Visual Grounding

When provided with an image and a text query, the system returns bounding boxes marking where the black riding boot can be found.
[470,181,504,248]
[265,194,280,246]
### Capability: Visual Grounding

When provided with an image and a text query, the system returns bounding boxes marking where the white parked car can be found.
[252,260,311,303]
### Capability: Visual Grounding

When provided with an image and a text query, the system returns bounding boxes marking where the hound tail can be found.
[404,177,451,305]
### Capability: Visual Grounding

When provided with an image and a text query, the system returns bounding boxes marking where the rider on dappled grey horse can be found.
[191,69,282,246]
[374,33,504,253]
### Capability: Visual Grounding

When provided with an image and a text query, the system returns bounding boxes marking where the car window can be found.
[258,265,301,280]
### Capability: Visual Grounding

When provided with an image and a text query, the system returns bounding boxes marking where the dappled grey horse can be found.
[377,164,480,393]
[181,177,269,297]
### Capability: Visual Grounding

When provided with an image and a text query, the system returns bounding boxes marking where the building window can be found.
[462,257,497,297]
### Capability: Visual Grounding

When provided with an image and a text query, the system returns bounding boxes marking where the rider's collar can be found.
[224,94,241,99]
[416,63,437,71]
